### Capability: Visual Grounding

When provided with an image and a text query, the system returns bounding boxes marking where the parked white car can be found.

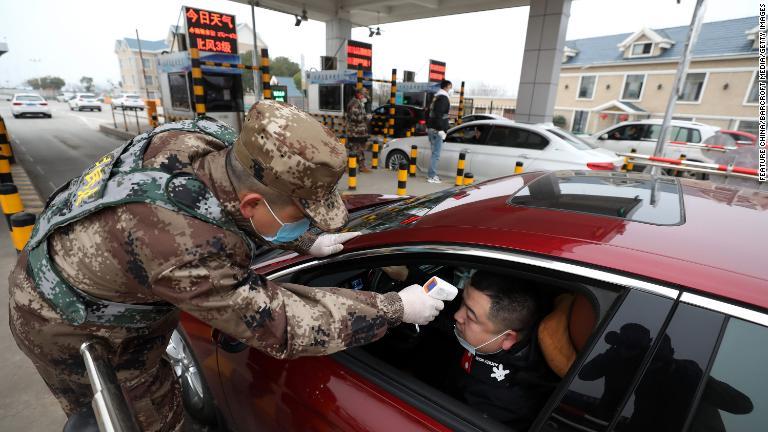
[589,119,724,164]
[11,93,51,118]
[68,93,101,111]
[381,120,623,181]
[111,94,145,110]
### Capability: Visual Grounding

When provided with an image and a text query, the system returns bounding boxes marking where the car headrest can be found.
[538,293,597,378]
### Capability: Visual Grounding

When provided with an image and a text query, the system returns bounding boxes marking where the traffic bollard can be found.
[626,148,636,171]
[122,108,128,132]
[146,100,159,128]
[0,183,23,231]
[514,161,524,174]
[675,154,686,177]
[371,141,379,169]
[10,212,35,253]
[0,116,15,164]
[260,48,272,100]
[409,145,418,177]
[463,172,475,185]
[397,161,408,196]
[134,109,140,133]
[348,156,357,191]
[111,104,117,128]
[455,152,466,186]
[0,156,13,183]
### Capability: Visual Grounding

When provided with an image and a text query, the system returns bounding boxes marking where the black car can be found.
[370,104,427,138]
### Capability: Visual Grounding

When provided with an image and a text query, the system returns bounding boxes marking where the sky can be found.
[0,0,759,96]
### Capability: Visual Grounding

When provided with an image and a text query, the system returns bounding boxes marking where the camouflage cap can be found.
[233,100,348,231]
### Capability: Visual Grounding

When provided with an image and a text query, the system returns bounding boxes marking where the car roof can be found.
[346,172,768,310]
[451,119,556,132]
[614,119,715,128]
[13,93,42,97]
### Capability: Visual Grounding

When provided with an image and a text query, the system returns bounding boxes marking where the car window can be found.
[605,124,645,141]
[687,128,701,143]
[544,289,675,432]
[445,124,492,145]
[16,95,43,101]
[686,317,768,431]
[127,95,140,99]
[374,106,386,115]
[80,94,96,99]
[612,303,725,431]
[486,126,549,150]
[547,128,597,150]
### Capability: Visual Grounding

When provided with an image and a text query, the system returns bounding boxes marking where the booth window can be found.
[168,72,191,110]
[203,73,244,113]
[319,84,342,111]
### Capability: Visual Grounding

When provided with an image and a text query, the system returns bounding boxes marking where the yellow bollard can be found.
[0,156,12,183]
[397,161,408,196]
[626,148,636,172]
[348,156,357,191]
[146,100,159,128]
[675,154,686,177]
[10,212,35,253]
[0,116,14,164]
[409,145,418,177]
[455,152,466,186]
[0,183,24,231]
[514,161,524,174]
[463,172,475,185]
[371,141,379,169]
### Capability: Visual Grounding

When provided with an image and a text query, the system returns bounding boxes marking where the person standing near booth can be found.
[346,88,371,173]
[427,80,452,183]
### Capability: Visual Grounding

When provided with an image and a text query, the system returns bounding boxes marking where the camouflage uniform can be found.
[345,97,369,169]
[9,101,403,431]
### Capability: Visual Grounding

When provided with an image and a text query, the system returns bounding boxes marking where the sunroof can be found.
[507,171,684,225]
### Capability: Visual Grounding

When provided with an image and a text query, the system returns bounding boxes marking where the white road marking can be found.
[36,166,44,174]
[49,181,56,188]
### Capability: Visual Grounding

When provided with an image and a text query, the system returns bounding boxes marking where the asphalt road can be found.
[0,101,126,200]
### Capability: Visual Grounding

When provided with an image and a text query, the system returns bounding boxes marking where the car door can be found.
[465,125,549,179]
[595,124,653,156]
[435,124,493,178]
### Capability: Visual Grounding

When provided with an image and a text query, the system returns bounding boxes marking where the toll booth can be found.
[157,51,245,131]
[306,69,373,116]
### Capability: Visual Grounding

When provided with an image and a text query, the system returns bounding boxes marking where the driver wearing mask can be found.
[450,271,558,430]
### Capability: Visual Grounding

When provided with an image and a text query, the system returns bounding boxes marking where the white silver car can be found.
[111,93,145,110]
[11,93,51,118]
[590,119,723,164]
[68,93,101,111]
[381,120,623,180]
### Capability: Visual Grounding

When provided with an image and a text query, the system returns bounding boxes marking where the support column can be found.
[515,0,572,124]
[326,18,352,69]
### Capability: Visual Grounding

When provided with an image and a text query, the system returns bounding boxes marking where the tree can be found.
[80,76,94,92]
[269,56,300,77]
[293,71,302,93]
[239,50,256,93]
[25,76,66,91]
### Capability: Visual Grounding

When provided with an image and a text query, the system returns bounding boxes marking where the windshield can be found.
[16,95,43,101]
[80,94,96,99]
[547,128,597,150]
[126,95,141,99]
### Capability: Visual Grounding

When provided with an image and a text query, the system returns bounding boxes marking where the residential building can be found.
[114,37,168,99]
[554,16,759,136]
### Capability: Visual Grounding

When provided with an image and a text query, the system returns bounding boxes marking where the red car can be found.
[720,130,757,147]
[167,171,768,432]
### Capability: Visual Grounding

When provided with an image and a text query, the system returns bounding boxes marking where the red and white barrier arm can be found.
[618,153,759,177]
[667,141,737,152]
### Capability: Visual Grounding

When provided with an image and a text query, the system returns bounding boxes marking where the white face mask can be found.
[454,325,510,356]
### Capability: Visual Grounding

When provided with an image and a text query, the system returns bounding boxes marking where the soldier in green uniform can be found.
[9,101,444,431]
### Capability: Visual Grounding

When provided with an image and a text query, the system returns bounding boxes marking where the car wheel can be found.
[70,106,74,111]
[46,114,52,118]
[165,329,219,426]
[97,108,101,112]
[385,150,410,171]
[12,114,19,119]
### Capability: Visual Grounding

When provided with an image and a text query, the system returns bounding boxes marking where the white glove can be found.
[308,232,362,257]
[398,284,445,325]
[437,131,447,140]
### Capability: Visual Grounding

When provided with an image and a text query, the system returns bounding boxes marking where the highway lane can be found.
[0,101,126,199]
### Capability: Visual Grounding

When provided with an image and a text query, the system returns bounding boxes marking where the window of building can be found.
[737,120,759,136]
[746,72,759,104]
[622,74,645,101]
[318,84,342,111]
[572,110,589,134]
[168,72,191,110]
[630,42,653,57]
[679,73,706,102]
[145,76,153,86]
[578,75,597,99]
[142,58,151,68]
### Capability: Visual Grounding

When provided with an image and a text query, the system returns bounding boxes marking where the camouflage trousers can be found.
[8,252,184,432]
[346,136,368,168]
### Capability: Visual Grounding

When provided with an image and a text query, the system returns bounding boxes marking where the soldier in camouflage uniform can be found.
[345,88,371,172]
[9,101,444,431]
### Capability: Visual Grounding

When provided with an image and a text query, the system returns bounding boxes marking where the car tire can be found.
[97,108,101,112]
[385,150,410,171]
[12,114,19,119]
[46,114,52,118]
[165,329,219,427]
[69,106,74,111]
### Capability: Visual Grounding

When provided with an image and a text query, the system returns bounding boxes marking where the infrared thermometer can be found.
[415,276,458,332]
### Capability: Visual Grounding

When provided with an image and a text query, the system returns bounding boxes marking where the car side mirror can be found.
[600,134,608,140]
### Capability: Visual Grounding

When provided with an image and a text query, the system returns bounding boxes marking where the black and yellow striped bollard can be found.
[260,48,272,100]
[397,161,408,196]
[463,172,475,185]
[11,212,35,253]
[0,155,13,183]
[189,48,207,117]
[409,145,417,177]
[0,116,14,164]
[455,152,466,186]
[626,148,636,172]
[348,156,357,191]
[0,183,23,231]
[675,154,686,177]
[371,140,379,169]
[514,161,524,174]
